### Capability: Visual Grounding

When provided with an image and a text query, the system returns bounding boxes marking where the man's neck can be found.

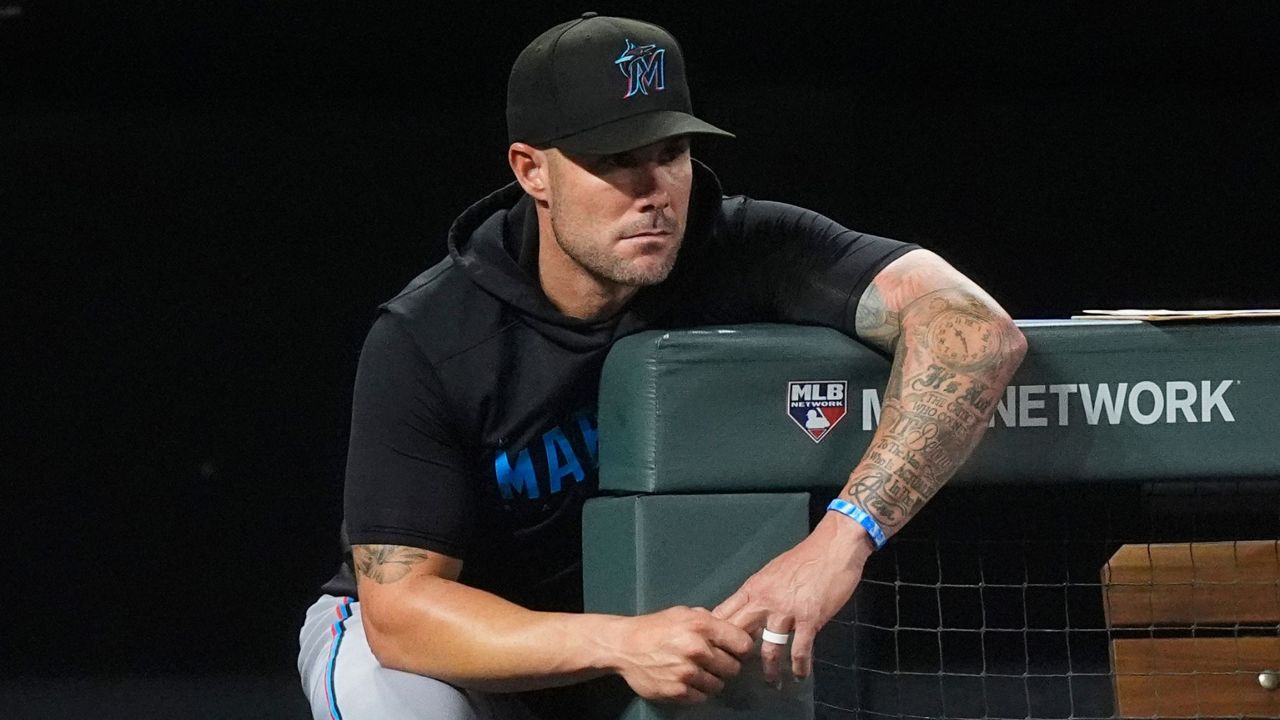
[535,214,638,322]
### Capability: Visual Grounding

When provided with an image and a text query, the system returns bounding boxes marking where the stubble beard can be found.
[549,207,682,288]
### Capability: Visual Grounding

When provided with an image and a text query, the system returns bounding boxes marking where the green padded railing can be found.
[597,321,1280,494]
[582,320,1280,719]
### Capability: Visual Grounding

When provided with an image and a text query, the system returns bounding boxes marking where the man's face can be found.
[544,136,692,287]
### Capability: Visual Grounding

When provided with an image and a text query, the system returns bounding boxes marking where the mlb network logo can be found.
[787,380,848,443]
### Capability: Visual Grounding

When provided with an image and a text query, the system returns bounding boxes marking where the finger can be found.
[712,590,747,620]
[760,637,787,684]
[759,615,794,684]
[699,644,743,680]
[790,622,818,680]
[726,604,770,636]
[675,689,708,705]
[707,617,755,658]
[685,668,726,697]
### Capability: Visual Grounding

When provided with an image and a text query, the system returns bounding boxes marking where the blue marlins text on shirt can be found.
[492,409,599,501]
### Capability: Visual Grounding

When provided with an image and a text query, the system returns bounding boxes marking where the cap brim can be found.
[548,110,734,155]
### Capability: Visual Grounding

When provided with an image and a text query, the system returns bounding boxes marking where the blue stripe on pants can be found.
[324,596,355,720]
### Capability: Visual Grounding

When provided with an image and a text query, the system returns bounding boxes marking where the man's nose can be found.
[632,163,669,210]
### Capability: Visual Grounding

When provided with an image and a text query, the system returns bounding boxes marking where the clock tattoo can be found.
[927,311,1000,370]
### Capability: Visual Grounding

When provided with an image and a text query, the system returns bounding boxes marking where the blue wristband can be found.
[827,499,887,549]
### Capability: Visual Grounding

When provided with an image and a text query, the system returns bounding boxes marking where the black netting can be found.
[812,481,1280,720]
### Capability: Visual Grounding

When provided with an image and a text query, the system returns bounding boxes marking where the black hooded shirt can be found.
[320,161,917,611]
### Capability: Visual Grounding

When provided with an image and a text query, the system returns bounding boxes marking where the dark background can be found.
[4,0,1278,714]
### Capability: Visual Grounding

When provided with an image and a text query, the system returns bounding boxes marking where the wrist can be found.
[579,613,632,675]
[826,498,887,550]
[814,511,876,566]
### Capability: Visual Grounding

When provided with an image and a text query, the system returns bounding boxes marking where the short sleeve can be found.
[343,312,474,558]
[730,199,918,334]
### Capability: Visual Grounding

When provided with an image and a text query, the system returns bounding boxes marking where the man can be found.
[298,13,1026,720]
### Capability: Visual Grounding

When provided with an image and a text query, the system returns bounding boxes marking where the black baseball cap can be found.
[507,12,733,154]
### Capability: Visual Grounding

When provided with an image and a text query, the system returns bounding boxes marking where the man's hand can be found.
[356,545,751,699]
[607,606,755,704]
[712,513,874,683]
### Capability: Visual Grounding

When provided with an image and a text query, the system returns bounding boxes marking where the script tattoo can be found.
[959,380,993,413]
[353,544,431,585]
[845,467,925,528]
[910,364,957,392]
[847,273,1024,535]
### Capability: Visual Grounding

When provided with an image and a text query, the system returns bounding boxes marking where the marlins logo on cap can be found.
[615,39,666,98]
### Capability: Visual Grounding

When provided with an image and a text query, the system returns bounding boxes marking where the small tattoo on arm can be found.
[354,545,431,584]
[854,282,901,354]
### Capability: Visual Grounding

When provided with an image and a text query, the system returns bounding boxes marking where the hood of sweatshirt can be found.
[446,159,725,351]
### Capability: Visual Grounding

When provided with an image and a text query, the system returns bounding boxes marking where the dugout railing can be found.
[583,321,1280,720]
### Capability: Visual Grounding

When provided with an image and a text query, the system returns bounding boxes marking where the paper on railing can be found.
[1070,309,1280,321]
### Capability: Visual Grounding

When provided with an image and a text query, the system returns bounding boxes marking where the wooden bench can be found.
[1102,540,1280,717]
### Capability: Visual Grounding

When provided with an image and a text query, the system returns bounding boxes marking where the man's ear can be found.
[508,143,551,202]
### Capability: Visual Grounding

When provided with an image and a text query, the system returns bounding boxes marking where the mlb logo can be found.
[787,380,848,443]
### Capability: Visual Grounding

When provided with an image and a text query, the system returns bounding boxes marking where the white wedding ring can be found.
[761,628,792,645]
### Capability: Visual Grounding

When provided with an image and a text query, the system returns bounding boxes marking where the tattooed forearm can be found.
[353,544,432,584]
[844,285,1025,535]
